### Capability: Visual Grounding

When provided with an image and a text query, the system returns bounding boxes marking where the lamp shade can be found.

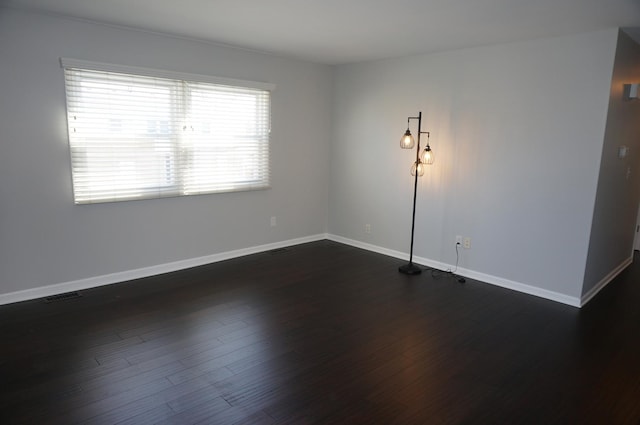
[420,145,435,165]
[410,161,425,177]
[400,129,415,149]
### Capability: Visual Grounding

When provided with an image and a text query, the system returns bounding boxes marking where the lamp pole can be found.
[398,111,431,275]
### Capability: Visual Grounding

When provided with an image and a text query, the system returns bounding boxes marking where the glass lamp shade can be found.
[400,129,415,149]
[410,161,425,177]
[421,146,435,165]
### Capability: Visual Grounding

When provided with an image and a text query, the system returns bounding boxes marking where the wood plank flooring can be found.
[1,240,639,424]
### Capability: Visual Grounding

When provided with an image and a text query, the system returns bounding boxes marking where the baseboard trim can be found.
[327,234,582,308]
[1,233,596,308]
[326,234,452,271]
[580,256,632,307]
[0,234,327,306]
[456,266,581,307]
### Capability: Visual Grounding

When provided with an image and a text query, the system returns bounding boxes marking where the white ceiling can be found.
[4,0,640,64]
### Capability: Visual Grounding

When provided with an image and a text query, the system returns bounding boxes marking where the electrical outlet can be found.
[270,216,277,227]
[463,237,471,249]
[456,235,462,245]
[365,224,371,234]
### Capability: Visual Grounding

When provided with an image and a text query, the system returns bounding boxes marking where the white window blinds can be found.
[61,59,272,204]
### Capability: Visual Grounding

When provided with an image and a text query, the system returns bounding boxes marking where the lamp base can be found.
[399,263,422,275]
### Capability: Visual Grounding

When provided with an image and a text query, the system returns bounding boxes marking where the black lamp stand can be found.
[399,111,429,275]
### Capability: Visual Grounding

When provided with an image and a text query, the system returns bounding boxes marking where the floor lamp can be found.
[398,111,434,275]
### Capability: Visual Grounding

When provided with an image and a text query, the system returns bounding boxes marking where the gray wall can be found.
[583,30,640,296]
[0,8,332,295]
[329,30,617,300]
[0,6,632,304]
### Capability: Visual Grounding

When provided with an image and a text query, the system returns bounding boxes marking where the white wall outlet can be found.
[456,235,462,245]
[463,237,471,249]
[270,216,277,227]
[365,224,371,234]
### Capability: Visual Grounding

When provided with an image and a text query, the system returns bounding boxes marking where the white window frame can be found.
[60,58,274,204]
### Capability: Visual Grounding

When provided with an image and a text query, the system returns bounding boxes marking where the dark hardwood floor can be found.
[1,240,639,424]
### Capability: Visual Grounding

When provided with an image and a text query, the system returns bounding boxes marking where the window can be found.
[61,59,273,204]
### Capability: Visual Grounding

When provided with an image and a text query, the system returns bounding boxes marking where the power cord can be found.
[452,242,460,273]
[401,241,466,283]
[431,242,466,283]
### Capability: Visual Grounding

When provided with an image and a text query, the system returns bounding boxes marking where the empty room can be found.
[1,1,640,424]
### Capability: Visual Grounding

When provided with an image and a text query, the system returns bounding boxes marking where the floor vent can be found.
[269,248,289,254]
[45,291,82,303]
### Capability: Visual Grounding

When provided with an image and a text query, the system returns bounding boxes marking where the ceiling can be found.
[4,0,640,64]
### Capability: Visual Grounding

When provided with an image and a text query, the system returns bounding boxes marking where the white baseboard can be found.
[326,234,452,271]
[0,234,327,306]
[457,266,581,307]
[327,234,582,308]
[580,256,632,307]
[3,233,612,309]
